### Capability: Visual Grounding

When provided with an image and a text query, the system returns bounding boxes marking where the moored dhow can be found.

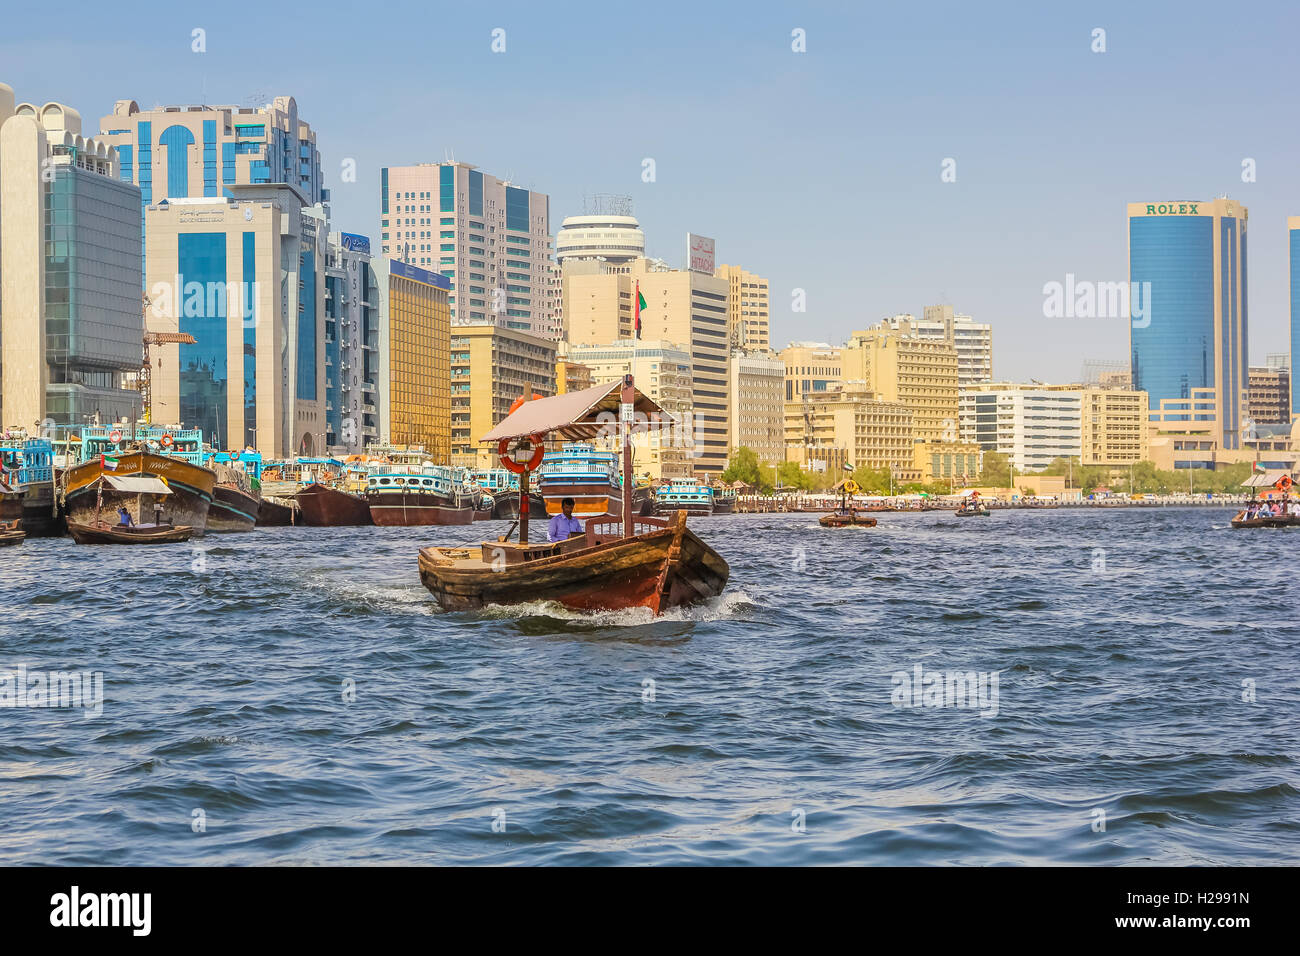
[654,477,714,516]
[62,427,215,533]
[204,451,263,532]
[418,378,729,615]
[537,442,624,519]
[0,433,58,536]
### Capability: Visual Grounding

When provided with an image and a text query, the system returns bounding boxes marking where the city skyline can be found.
[3,1,1299,382]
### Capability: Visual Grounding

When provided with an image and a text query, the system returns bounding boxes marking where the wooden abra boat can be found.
[0,519,25,546]
[955,490,991,517]
[1233,475,1298,528]
[417,378,729,615]
[420,510,728,613]
[819,479,877,528]
[68,520,194,544]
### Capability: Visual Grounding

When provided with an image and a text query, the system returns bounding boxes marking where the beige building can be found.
[785,384,917,481]
[380,162,556,339]
[728,350,785,465]
[875,307,993,386]
[560,340,694,481]
[1246,365,1290,426]
[562,257,731,476]
[1,84,142,429]
[912,440,983,485]
[142,185,326,455]
[843,326,960,444]
[715,264,770,350]
[450,324,556,468]
[375,258,451,460]
[1080,386,1148,466]
[779,342,843,402]
[555,359,592,395]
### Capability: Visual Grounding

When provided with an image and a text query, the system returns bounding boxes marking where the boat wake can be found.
[470,589,760,627]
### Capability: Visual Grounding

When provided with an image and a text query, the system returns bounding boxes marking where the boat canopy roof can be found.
[481,380,668,444]
[1242,471,1292,487]
[101,474,172,495]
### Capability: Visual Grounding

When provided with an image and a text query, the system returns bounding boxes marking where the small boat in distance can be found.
[418,378,729,615]
[955,490,991,517]
[819,479,877,528]
[1232,473,1299,528]
[0,518,24,546]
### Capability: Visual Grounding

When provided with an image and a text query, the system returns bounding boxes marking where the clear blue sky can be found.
[4,0,1298,381]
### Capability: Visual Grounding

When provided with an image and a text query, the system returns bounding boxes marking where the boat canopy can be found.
[1242,471,1292,487]
[481,380,669,444]
[101,474,172,495]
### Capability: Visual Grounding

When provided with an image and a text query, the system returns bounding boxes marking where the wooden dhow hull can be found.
[256,495,298,526]
[368,489,474,526]
[207,483,260,532]
[63,452,215,534]
[418,511,729,614]
[296,484,373,526]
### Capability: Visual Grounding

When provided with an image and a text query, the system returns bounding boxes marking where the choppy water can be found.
[2,508,1297,865]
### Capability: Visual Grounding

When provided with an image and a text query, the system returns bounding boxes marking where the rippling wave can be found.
[1,508,1298,864]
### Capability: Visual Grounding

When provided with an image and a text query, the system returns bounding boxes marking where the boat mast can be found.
[622,374,634,538]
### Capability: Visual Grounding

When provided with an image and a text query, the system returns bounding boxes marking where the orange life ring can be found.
[508,392,543,416]
[160,433,174,447]
[499,435,546,474]
[108,429,123,443]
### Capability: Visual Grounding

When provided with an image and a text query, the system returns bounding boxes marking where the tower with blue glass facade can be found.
[1129,198,1249,454]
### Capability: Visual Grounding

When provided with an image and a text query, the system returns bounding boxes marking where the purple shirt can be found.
[547,512,584,542]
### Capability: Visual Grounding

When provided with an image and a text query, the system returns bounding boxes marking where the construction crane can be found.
[139,292,195,425]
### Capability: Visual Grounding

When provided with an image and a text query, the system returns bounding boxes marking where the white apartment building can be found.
[877,307,993,386]
[959,383,1082,472]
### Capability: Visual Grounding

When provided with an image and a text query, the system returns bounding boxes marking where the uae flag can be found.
[100,454,119,471]
[634,282,646,339]
[1254,461,1266,474]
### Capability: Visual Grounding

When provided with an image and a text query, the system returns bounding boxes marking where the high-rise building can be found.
[728,350,785,465]
[959,383,1082,472]
[562,256,731,476]
[379,162,556,338]
[555,210,644,265]
[877,308,993,386]
[1291,217,1300,415]
[778,342,843,402]
[142,184,326,455]
[1246,365,1291,426]
[375,259,451,459]
[1,85,142,429]
[715,264,770,351]
[560,340,693,481]
[324,232,377,453]
[843,326,960,444]
[100,96,324,272]
[449,324,557,469]
[1129,198,1248,451]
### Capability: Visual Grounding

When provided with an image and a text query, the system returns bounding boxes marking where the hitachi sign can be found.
[1145,202,1201,215]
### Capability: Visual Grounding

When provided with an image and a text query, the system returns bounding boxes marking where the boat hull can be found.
[207,483,260,533]
[19,484,58,536]
[67,520,195,545]
[654,499,713,517]
[367,489,473,526]
[1231,512,1300,528]
[418,511,729,614]
[256,496,298,526]
[820,512,877,527]
[296,484,373,526]
[540,483,622,519]
[63,452,215,534]
[491,491,547,520]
